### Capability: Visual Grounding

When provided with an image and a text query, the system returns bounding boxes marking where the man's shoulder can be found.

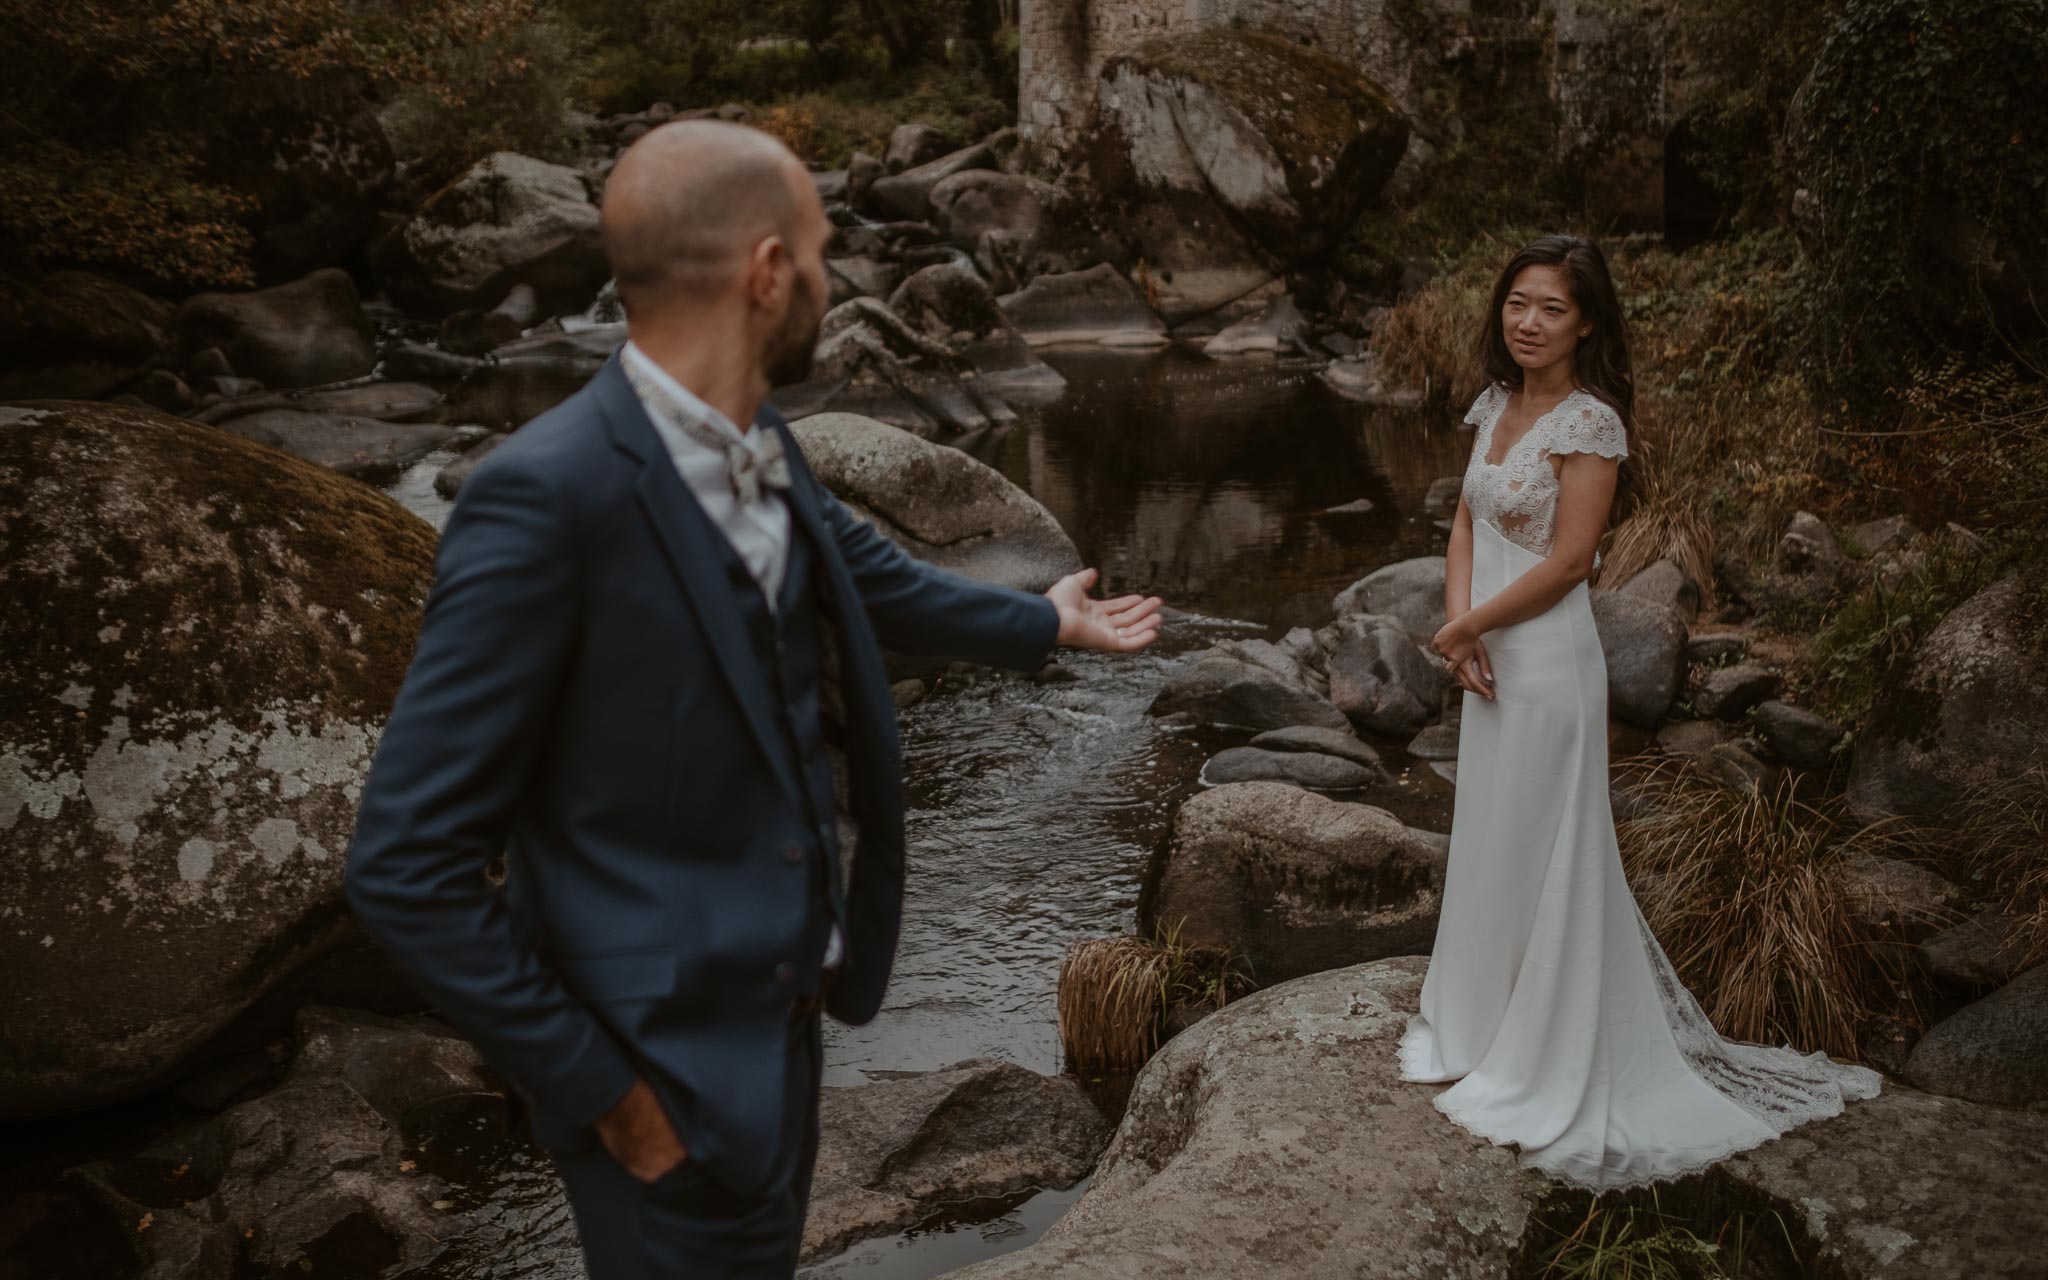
[466,383,624,506]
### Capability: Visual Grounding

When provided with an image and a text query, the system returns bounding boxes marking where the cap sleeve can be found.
[1462,384,1503,427]
[1548,395,1628,460]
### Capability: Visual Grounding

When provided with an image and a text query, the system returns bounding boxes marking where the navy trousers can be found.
[551,1012,824,1279]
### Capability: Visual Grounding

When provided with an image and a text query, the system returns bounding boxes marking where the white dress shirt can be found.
[619,341,842,969]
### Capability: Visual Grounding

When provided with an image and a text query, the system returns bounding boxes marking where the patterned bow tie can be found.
[625,358,792,505]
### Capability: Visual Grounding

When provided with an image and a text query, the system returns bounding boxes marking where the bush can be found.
[1788,0,2048,397]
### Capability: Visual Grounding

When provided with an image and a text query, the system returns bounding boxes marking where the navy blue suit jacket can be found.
[344,355,1058,1191]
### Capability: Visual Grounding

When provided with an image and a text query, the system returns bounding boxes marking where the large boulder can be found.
[884,123,959,174]
[0,402,436,1117]
[1147,784,1446,986]
[372,152,607,317]
[1903,963,2048,1108]
[804,1058,1111,1262]
[866,138,1001,223]
[927,171,1105,291]
[174,269,377,389]
[1084,28,1408,320]
[1588,588,1689,726]
[0,271,176,401]
[1199,746,1380,792]
[1848,573,2048,818]
[946,958,2048,1280]
[787,412,1081,593]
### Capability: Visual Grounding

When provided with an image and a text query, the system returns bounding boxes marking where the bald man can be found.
[345,121,1163,1278]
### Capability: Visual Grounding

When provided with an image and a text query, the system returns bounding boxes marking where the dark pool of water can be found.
[2,345,1469,1280]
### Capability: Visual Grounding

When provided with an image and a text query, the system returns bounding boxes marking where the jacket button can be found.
[774,962,796,984]
[783,842,803,863]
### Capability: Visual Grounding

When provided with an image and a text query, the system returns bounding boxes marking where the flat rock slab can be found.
[1248,726,1381,768]
[215,409,462,482]
[1199,746,1376,791]
[942,958,2048,1280]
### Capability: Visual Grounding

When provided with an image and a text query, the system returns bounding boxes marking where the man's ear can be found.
[749,235,791,308]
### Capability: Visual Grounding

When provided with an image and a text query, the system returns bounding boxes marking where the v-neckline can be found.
[1481,387,1580,469]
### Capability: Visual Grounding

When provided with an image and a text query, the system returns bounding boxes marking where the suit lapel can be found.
[594,356,806,812]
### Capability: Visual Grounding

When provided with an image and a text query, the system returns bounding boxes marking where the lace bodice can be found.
[1460,385,1628,559]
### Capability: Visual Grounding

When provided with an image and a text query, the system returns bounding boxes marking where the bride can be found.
[1397,233,1881,1190]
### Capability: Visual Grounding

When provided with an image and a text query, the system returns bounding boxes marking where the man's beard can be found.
[763,274,825,387]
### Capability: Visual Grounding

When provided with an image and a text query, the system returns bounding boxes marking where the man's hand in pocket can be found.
[596,1078,688,1183]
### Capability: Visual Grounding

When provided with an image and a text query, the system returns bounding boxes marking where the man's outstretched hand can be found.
[1048,568,1164,653]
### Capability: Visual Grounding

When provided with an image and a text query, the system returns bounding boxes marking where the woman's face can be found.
[1501,263,1592,374]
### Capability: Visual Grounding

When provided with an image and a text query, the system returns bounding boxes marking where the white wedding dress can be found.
[1396,385,1882,1191]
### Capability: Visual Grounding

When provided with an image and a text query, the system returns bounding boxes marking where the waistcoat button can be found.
[783,842,803,863]
[774,962,796,984]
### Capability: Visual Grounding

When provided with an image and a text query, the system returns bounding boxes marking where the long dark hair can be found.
[1479,234,1635,432]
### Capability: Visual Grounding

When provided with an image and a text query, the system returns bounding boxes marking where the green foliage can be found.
[1790,0,2048,397]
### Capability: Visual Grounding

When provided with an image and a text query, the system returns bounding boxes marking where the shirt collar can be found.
[621,340,753,451]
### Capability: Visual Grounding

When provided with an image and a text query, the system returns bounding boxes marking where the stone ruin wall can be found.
[1018,0,1677,230]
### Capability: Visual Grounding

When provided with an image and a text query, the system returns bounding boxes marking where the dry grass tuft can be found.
[1615,760,1928,1058]
[1949,760,2048,973]
[1057,923,1245,1073]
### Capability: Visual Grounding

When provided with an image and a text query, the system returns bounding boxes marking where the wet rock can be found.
[1199,747,1379,792]
[1830,853,1965,944]
[1422,476,1463,520]
[890,678,928,709]
[1617,558,1700,617]
[1848,573,2048,819]
[1248,725,1379,769]
[0,402,436,1117]
[1752,699,1846,770]
[93,1007,504,1277]
[888,262,1065,401]
[207,374,267,400]
[787,412,1080,593]
[884,123,958,174]
[0,270,176,401]
[946,957,2048,1280]
[215,410,463,483]
[1319,352,1423,408]
[1151,653,1350,734]
[437,307,524,357]
[190,346,236,381]
[383,340,484,382]
[1694,661,1782,722]
[195,381,446,428]
[1202,296,1307,356]
[372,152,607,316]
[1919,909,2034,988]
[812,169,849,204]
[1319,613,1443,736]
[434,433,507,499]
[1331,557,1445,644]
[867,137,1000,222]
[784,299,1014,437]
[1703,741,1773,794]
[803,1058,1110,1263]
[1149,786,1445,990]
[998,264,1169,348]
[174,268,375,389]
[1904,963,2048,1108]
[1589,589,1689,726]
[131,369,197,414]
[1318,498,1376,516]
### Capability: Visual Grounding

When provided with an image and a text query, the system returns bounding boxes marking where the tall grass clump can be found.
[1518,1183,1811,1280]
[1947,760,2048,974]
[1614,761,1928,1058]
[1057,923,1245,1073]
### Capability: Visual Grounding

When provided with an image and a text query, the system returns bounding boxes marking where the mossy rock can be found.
[0,401,435,1117]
